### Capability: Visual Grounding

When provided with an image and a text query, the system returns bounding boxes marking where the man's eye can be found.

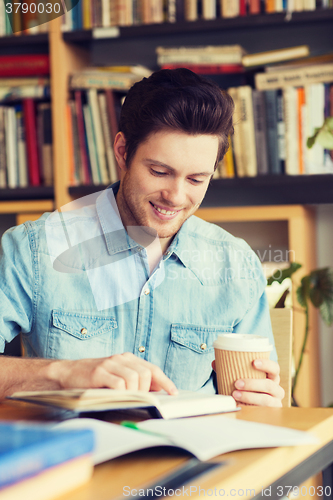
[190,178,204,184]
[151,169,166,176]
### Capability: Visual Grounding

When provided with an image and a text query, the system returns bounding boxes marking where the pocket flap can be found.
[170,324,233,354]
[52,310,118,340]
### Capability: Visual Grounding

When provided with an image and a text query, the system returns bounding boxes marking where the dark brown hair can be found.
[119,68,234,168]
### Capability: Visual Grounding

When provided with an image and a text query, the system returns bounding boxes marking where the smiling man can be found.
[0,69,284,406]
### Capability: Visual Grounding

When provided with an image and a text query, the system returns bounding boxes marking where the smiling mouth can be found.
[150,202,180,216]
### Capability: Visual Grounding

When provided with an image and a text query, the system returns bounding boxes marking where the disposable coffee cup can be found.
[213,334,273,397]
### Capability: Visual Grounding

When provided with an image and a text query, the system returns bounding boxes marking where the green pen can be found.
[121,421,176,444]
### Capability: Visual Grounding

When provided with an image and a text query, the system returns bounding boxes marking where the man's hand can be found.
[49,353,178,395]
[212,359,285,407]
[232,359,285,407]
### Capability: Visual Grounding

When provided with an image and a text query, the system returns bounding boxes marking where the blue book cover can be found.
[264,90,281,175]
[0,422,94,489]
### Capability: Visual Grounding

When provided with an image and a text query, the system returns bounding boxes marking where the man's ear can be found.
[114,132,127,172]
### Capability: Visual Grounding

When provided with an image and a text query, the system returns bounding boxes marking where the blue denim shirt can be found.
[0,183,277,393]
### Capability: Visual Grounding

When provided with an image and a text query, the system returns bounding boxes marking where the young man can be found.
[0,69,284,406]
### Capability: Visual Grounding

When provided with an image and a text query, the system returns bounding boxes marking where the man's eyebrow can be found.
[144,158,214,177]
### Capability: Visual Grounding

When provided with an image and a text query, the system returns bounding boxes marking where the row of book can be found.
[0,99,53,189]
[67,88,122,186]
[60,0,333,30]
[215,82,333,179]
[0,1,50,37]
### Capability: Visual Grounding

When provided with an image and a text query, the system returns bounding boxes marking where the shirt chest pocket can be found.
[164,324,233,392]
[48,309,118,360]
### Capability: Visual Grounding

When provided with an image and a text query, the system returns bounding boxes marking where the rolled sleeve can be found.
[0,224,34,352]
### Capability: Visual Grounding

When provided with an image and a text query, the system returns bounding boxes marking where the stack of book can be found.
[60,0,333,30]
[156,44,246,74]
[67,65,151,186]
[0,55,52,189]
[218,57,333,178]
[0,422,94,500]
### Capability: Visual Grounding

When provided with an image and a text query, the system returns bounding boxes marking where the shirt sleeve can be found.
[0,224,34,353]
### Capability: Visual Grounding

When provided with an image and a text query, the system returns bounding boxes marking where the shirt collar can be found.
[96,182,139,255]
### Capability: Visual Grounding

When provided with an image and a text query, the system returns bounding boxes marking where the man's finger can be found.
[234,377,285,400]
[253,359,281,383]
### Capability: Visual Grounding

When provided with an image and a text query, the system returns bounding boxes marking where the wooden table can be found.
[1,401,333,500]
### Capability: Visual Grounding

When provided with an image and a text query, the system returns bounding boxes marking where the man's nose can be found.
[161,179,186,207]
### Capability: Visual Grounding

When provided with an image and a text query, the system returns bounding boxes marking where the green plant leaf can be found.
[297,276,310,308]
[306,136,316,149]
[319,300,333,326]
[326,116,333,129]
[267,262,302,286]
[315,128,333,149]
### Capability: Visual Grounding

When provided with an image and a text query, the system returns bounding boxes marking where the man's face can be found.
[116,130,218,249]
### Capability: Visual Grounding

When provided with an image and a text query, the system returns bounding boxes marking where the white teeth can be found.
[153,204,176,215]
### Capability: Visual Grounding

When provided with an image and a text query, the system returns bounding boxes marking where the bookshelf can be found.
[2,10,333,408]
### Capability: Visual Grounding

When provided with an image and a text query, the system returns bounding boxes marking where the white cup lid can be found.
[213,334,273,352]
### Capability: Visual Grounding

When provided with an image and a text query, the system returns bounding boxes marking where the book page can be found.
[139,415,319,461]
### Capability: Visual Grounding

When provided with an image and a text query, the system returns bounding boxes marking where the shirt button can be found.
[200,343,207,350]
[138,346,145,353]
[144,289,150,295]
[81,328,88,335]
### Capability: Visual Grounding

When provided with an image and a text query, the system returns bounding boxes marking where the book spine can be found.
[66,102,77,186]
[297,87,306,174]
[16,106,29,187]
[5,106,18,188]
[39,103,53,186]
[0,85,49,101]
[83,104,101,185]
[330,84,333,162]
[283,87,300,175]
[224,137,235,177]
[239,0,247,15]
[105,89,119,144]
[22,0,39,32]
[249,0,260,13]
[74,90,91,185]
[237,85,257,177]
[87,89,109,184]
[228,87,245,177]
[264,90,281,175]
[0,55,50,77]
[255,63,333,91]
[252,90,269,175]
[70,73,137,91]
[276,89,286,174]
[184,0,198,20]
[202,0,217,19]
[69,101,83,185]
[157,52,244,65]
[161,63,244,74]
[221,0,240,16]
[98,92,118,183]
[0,107,7,188]
[23,99,41,186]
[0,426,94,488]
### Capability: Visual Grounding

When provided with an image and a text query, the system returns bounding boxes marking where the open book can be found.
[9,389,237,419]
[54,415,318,465]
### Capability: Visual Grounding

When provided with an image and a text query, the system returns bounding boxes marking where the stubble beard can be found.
[119,174,193,241]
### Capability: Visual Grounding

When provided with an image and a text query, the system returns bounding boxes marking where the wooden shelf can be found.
[0,199,54,215]
[63,10,333,42]
[69,175,333,207]
[0,187,53,201]
[0,33,49,47]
